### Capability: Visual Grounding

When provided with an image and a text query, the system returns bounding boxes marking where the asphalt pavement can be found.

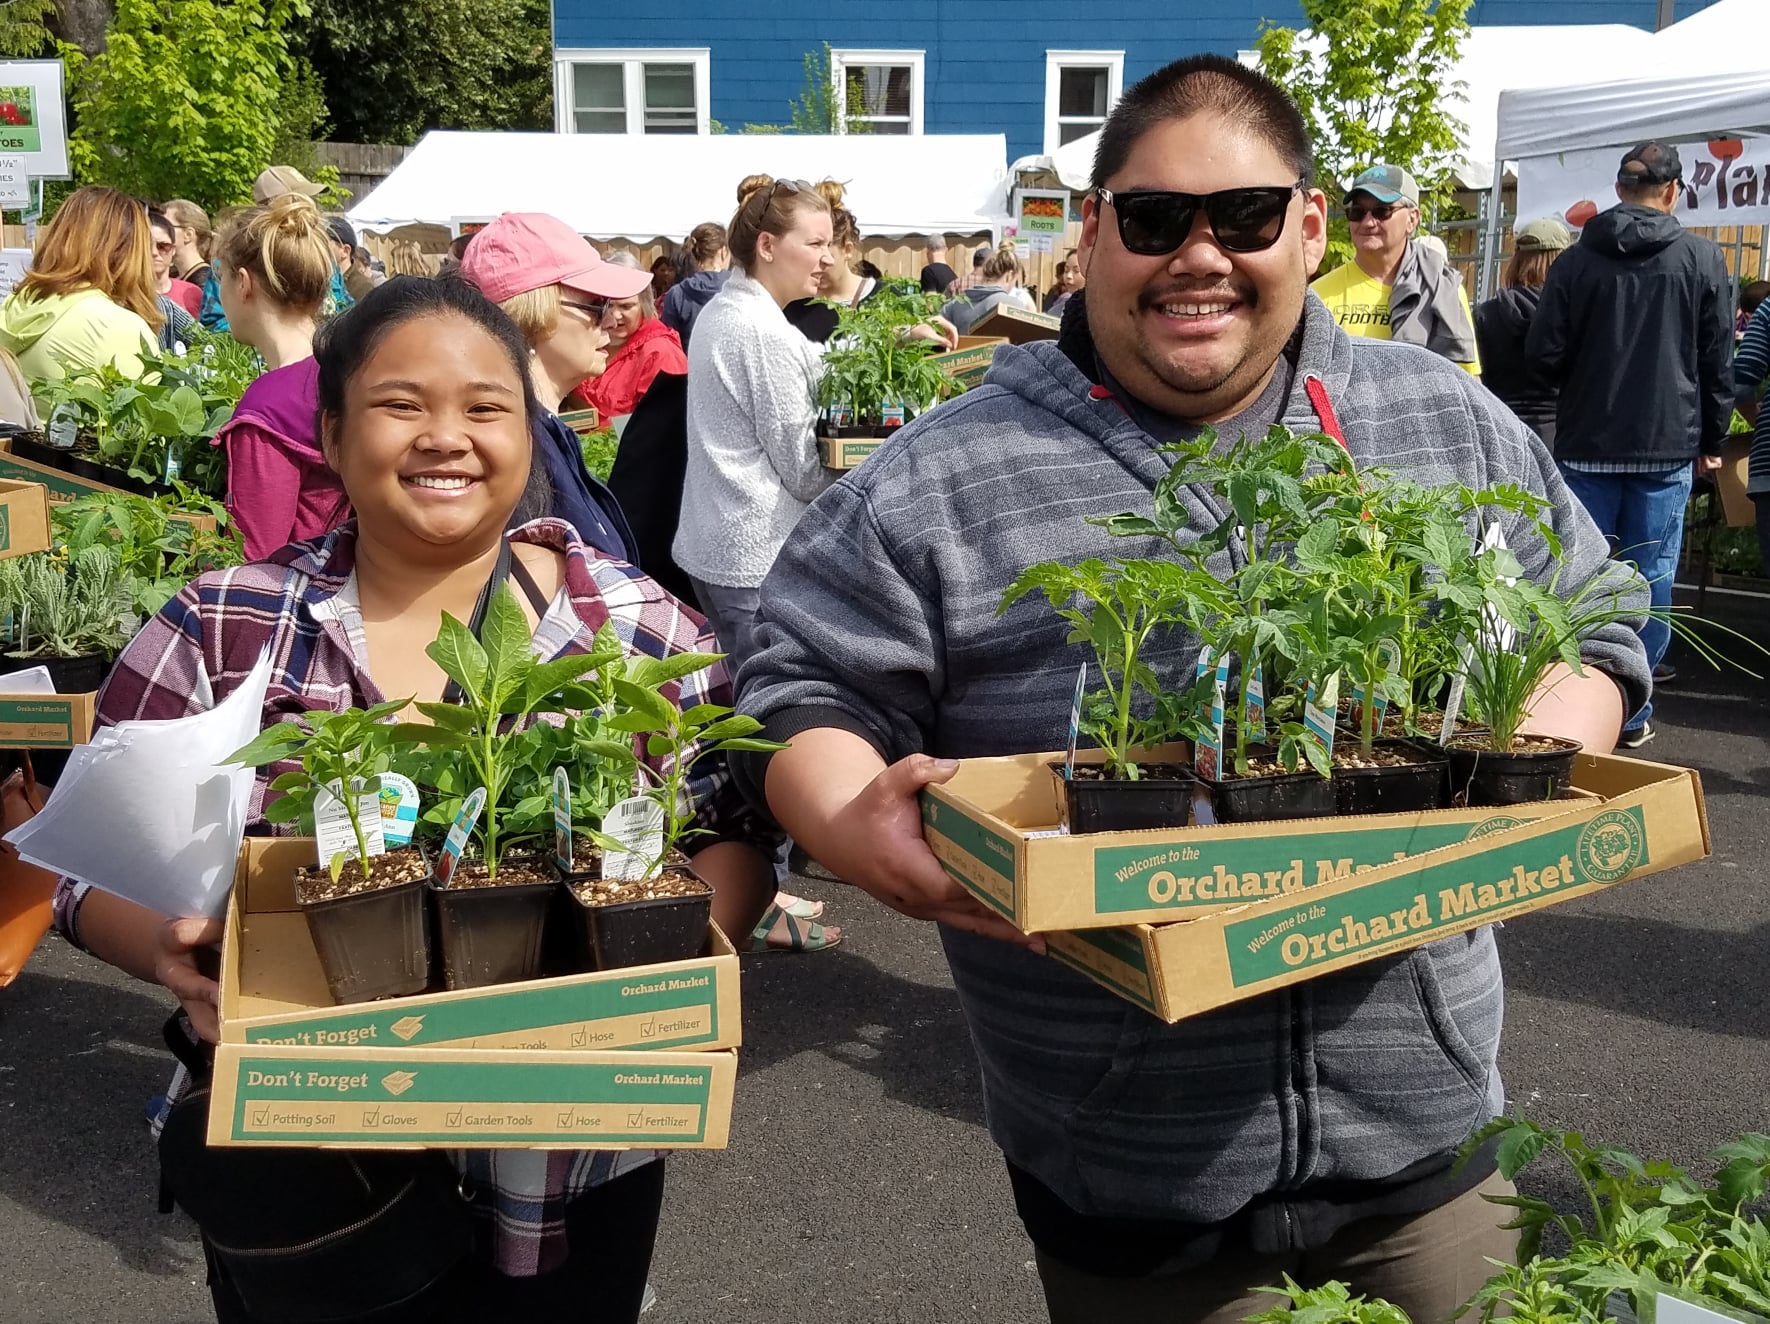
[2,588,1767,1324]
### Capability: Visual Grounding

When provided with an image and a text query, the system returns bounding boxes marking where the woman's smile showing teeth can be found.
[403,473,476,491]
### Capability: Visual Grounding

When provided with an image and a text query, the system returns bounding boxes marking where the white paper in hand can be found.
[600,795,665,881]
[5,648,276,918]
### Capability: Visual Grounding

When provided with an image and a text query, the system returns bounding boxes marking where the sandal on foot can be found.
[750,904,843,953]
[775,890,825,922]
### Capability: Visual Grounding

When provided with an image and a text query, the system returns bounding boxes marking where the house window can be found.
[1044,51,1124,153]
[831,50,924,135]
[554,49,710,135]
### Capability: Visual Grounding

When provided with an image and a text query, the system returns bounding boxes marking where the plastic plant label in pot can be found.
[600,795,665,882]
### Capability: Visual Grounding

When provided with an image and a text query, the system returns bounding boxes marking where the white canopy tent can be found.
[1481,0,1770,295]
[347,131,1013,241]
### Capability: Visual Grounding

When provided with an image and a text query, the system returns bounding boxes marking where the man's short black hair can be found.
[1091,54,1314,192]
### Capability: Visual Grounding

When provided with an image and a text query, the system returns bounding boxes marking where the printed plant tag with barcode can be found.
[553,767,573,873]
[601,795,666,882]
[313,780,384,868]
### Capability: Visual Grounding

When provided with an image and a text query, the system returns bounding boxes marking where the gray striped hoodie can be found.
[739,293,1649,1238]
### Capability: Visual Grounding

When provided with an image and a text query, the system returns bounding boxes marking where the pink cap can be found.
[458,212,653,303]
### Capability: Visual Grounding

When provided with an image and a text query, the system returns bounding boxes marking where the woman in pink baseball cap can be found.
[458,212,646,563]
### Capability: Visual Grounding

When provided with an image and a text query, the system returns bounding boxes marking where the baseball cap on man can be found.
[326,216,356,250]
[1346,164,1421,209]
[1618,141,1683,185]
[457,213,653,304]
[253,165,325,204]
[1515,217,1573,250]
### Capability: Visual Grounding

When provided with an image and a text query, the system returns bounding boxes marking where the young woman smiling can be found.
[51,277,776,1323]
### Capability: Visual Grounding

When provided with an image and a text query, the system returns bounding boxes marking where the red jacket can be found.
[572,316,686,419]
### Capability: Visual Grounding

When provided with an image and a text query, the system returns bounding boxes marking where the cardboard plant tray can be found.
[0,477,50,558]
[931,335,1007,389]
[1037,752,1709,1023]
[969,304,1061,343]
[922,744,1603,933]
[0,690,96,747]
[206,1043,736,1149]
[221,838,741,1054]
[817,433,886,470]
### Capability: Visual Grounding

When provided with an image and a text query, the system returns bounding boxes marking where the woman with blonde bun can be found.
[942,241,1036,334]
[212,193,351,559]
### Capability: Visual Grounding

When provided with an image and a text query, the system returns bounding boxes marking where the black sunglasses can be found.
[561,297,608,321]
[761,178,813,211]
[1094,180,1307,255]
[1345,202,1408,223]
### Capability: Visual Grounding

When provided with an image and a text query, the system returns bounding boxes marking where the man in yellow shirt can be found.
[1311,163,1481,376]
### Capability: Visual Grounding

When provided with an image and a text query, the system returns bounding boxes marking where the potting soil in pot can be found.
[294,848,430,903]
[1055,761,1194,834]
[572,868,709,905]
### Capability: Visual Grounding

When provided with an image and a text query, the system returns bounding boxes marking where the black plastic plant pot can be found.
[429,875,558,991]
[8,432,75,468]
[1447,738,1583,807]
[299,877,431,1004]
[0,651,109,694]
[1332,741,1452,816]
[577,879,713,972]
[816,420,897,439]
[1196,765,1337,824]
[1048,762,1193,834]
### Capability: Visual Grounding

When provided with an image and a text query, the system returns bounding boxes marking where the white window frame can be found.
[1044,50,1124,155]
[552,48,711,136]
[831,49,925,135]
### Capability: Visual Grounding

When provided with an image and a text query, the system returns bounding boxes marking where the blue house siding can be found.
[555,0,1725,164]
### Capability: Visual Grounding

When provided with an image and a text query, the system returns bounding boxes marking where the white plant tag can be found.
[1063,661,1086,781]
[601,795,666,882]
[1440,637,1478,747]
[314,779,385,868]
[434,786,486,889]
[377,773,420,848]
[1477,522,1517,651]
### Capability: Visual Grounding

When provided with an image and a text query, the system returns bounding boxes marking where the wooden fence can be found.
[312,142,412,207]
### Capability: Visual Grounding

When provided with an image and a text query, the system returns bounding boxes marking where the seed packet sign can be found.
[313,780,384,867]
[602,795,666,882]
[1244,663,1266,744]
[434,787,486,889]
[1194,649,1230,781]
[1304,674,1339,759]
[552,767,572,874]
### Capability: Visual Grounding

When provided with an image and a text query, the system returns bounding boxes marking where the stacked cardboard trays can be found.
[922,744,1709,1022]
[0,473,91,747]
[931,335,1008,390]
[0,440,218,531]
[211,837,740,1149]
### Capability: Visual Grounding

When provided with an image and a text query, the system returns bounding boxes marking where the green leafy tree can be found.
[66,0,330,210]
[727,44,870,136]
[296,0,551,143]
[0,0,55,56]
[1257,0,1472,268]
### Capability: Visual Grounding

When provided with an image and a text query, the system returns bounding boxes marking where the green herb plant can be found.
[228,699,421,882]
[588,653,785,877]
[1246,1276,1413,1324]
[400,584,622,879]
[816,285,959,428]
[0,547,133,660]
[51,488,244,617]
[998,558,1213,780]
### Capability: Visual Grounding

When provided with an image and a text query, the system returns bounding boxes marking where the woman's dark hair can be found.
[1092,54,1314,192]
[314,275,551,523]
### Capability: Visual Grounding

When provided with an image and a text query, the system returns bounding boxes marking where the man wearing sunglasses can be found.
[1311,164,1481,375]
[737,53,1646,1324]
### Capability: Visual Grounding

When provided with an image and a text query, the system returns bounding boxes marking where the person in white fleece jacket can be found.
[675,175,838,666]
